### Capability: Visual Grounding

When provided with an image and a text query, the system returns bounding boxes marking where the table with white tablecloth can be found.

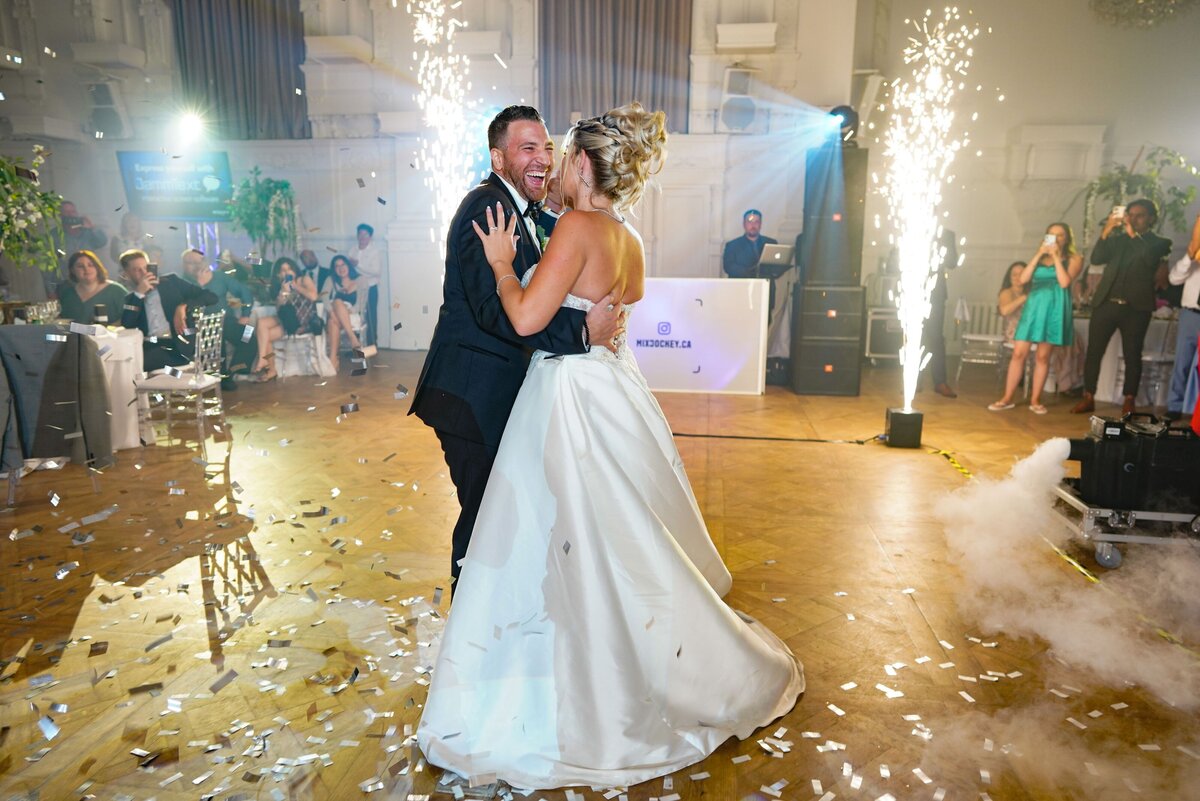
[87,326,151,450]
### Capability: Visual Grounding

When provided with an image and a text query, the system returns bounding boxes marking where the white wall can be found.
[15,1,1199,354]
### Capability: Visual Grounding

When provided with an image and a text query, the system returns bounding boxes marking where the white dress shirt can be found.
[349,241,383,288]
[496,174,542,253]
[1168,252,1200,310]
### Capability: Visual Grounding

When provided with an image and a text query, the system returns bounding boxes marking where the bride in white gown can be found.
[417,103,804,791]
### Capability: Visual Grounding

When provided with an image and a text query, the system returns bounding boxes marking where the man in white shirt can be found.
[1166,212,1200,420]
[348,223,383,346]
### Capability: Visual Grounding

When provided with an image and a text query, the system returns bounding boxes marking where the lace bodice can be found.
[520,263,602,313]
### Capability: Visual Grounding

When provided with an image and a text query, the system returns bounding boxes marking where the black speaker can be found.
[801,144,868,287]
[790,286,864,396]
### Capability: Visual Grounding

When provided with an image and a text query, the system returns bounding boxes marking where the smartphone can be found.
[146,262,159,276]
[1111,205,1126,219]
[62,215,83,228]
[1043,233,1057,246]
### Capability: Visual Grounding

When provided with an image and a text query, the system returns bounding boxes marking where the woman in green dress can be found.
[989,223,1084,414]
[57,250,128,325]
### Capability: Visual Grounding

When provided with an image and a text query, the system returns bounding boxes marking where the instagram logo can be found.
[657,322,671,335]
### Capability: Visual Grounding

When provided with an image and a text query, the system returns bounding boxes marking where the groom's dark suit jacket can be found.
[409,173,587,447]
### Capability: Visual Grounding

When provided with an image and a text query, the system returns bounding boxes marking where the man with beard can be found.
[409,105,622,591]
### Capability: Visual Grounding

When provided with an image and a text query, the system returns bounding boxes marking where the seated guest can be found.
[997,260,1029,343]
[299,249,329,294]
[1071,199,1172,415]
[181,247,256,390]
[321,254,367,372]
[1166,212,1200,420]
[252,257,321,382]
[119,249,217,372]
[989,223,1083,414]
[58,250,127,325]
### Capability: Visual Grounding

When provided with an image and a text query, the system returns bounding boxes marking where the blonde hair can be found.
[566,102,667,211]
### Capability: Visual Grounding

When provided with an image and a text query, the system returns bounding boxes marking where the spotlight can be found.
[829,104,858,146]
[173,110,207,149]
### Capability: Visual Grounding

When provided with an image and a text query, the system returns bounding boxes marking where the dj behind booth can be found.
[722,210,796,383]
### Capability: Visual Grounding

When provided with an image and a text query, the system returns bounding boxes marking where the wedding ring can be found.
[606,304,615,311]
[490,226,498,232]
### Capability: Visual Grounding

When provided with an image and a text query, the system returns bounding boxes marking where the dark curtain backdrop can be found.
[168,0,311,140]
[539,0,692,134]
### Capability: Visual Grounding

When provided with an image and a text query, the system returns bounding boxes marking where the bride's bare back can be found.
[562,209,644,307]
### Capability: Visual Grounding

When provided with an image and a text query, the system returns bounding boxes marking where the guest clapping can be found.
[321,254,366,372]
[252,257,320,382]
[58,250,128,325]
[989,223,1083,414]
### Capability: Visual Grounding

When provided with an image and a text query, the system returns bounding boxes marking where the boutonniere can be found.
[536,224,550,251]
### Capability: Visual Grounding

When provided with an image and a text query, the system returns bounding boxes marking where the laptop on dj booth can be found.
[756,243,795,279]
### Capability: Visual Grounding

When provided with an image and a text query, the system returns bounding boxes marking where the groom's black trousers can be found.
[436,430,499,594]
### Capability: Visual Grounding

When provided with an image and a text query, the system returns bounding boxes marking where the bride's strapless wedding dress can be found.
[417,269,804,790]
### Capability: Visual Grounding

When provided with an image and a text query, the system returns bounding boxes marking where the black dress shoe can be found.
[220,377,237,391]
[934,383,958,398]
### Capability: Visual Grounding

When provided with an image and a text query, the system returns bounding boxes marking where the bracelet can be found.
[496,274,519,295]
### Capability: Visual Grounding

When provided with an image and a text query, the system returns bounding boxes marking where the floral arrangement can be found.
[227,166,300,261]
[0,145,62,271]
[1080,145,1198,247]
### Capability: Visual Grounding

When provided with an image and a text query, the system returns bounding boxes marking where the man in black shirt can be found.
[1071,198,1172,415]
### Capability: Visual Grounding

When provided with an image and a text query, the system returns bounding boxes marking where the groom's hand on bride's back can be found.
[586,294,624,353]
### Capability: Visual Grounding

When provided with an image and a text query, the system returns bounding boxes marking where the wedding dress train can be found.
[417,277,804,790]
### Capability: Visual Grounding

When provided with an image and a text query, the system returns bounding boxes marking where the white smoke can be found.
[935,438,1200,711]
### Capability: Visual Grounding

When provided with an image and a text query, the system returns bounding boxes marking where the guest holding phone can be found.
[989,223,1083,414]
[119,249,217,372]
[1071,199,1173,415]
[252,257,320,382]
[58,250,128,325]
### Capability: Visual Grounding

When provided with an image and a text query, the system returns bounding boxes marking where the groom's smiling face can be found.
[492,120,554,203]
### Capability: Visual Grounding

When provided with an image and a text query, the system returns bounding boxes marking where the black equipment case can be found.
[1066,414,1200,513]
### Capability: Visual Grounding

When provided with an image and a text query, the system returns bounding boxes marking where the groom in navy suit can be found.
[410,105,621,591]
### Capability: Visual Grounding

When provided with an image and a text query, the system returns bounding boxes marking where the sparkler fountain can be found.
[879,8,982,446]
[410,0,474,260]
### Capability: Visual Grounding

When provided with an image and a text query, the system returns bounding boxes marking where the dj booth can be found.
[627,278,769,394]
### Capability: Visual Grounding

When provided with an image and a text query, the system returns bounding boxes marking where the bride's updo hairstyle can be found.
[567,102,667,211]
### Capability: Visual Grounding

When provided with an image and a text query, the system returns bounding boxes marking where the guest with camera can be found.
[252,257,320,382]
[989,223,1083,414]
[1071,199,1172,416]
[119,249,217,372]
[1166,212,1200,420]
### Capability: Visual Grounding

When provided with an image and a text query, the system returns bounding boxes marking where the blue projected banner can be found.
[116,151,233,222]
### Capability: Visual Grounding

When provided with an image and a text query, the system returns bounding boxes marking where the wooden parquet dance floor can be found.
[1,353,1197,800]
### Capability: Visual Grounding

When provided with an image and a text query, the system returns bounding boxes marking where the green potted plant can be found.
[0,145,62,272]
[226,167,301,301]
[1079,145,1198,247]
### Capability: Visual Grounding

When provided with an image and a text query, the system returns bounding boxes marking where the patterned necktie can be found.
[524,201,542,224]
